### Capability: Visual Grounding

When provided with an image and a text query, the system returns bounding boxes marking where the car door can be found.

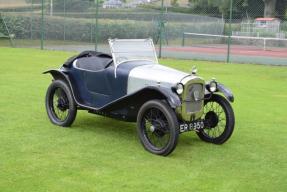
[83,67,113,108]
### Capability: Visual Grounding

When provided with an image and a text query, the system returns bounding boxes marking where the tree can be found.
[188,0,248,18]
[263,0,277,17]
[188,0,286,19]
[262,0,287,18]
[53,0,91,12]
[275,0,287,19]
[171,0,179,7]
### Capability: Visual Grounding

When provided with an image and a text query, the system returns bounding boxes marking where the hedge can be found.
[53,10,223,23]
[1,13,224,43]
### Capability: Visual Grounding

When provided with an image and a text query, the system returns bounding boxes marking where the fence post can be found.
[41,0,44,50]
[63,0,66,41]
[50,0,53,16]
[94,0,99,51]
[158,0,164,58]
[182,33,185,47]
[227,0,233,63]
[30,0,33,39]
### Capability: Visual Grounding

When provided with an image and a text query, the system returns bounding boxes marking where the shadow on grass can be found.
[73,113,203,147]
[48,113,231,159]
[73,114,136,137]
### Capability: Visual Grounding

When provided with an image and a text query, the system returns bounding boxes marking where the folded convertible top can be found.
[63,50,112,68]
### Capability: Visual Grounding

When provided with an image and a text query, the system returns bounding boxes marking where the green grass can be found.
[0,47,287,192]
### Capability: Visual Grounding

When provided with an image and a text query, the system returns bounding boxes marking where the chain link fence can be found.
[0,0,286,65]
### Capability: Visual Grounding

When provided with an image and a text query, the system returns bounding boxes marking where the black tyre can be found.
[45,80,77,127]
[197,94,235,144]
[137,100,179,156]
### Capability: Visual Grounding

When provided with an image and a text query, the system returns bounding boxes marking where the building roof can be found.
[255,18,279,21]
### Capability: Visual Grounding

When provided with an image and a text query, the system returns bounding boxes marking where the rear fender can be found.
[43,69,69,84]
[43,69,78,101]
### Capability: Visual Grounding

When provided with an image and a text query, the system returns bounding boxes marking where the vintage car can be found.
[44,39,235,156]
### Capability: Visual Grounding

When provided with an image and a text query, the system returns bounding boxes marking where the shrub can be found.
[2,12,225,43]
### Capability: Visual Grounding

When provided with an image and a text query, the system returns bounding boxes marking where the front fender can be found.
[216,83,234,102]
[148,86,181,108]
[100,86,182,112]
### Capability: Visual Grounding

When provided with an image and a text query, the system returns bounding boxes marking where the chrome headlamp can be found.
[207,80,217,93]
[172,83,184,95]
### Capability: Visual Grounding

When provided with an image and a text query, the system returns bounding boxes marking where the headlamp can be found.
[208,81,217,92]
[175,83,184,95]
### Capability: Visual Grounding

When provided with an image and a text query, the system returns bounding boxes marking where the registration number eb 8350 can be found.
[179,120,204,133]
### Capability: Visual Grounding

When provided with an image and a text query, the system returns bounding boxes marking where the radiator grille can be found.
[184,83,204,113]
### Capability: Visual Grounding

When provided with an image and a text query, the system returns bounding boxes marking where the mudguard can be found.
[156,86,182,108]
[125,86,181,109]
[94,86,182,112]
[43,69,81,104]
[43,69,69,82]
[216,83,234,102]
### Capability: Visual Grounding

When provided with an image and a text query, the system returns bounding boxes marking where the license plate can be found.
[179,120,204,133]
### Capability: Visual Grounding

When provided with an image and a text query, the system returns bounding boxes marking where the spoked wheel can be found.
[137,100,179,156]
[197,94,235,144]
[45,80,77,127]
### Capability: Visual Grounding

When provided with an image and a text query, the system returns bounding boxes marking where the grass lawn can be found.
[0,47,286,192]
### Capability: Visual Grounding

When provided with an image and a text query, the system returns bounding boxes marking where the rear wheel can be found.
[45,80,77,127]
[197,94,235,144]
[137,100,179,156]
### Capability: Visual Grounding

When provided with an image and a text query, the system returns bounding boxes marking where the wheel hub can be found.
[150,125,155,132]
[205,111,219,128]
[151,120,166,137]
[57,98,68,111]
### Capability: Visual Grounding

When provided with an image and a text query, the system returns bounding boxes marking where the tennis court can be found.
[161,33,287,65]
[37,42,287,66]
[165,45,287,58]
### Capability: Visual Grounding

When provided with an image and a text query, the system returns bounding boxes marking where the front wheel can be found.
[137,100,179,156]
[45,80,77,127]
[197,94,235,144]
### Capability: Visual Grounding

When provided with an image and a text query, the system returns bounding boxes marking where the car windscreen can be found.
[109,39,158,66]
